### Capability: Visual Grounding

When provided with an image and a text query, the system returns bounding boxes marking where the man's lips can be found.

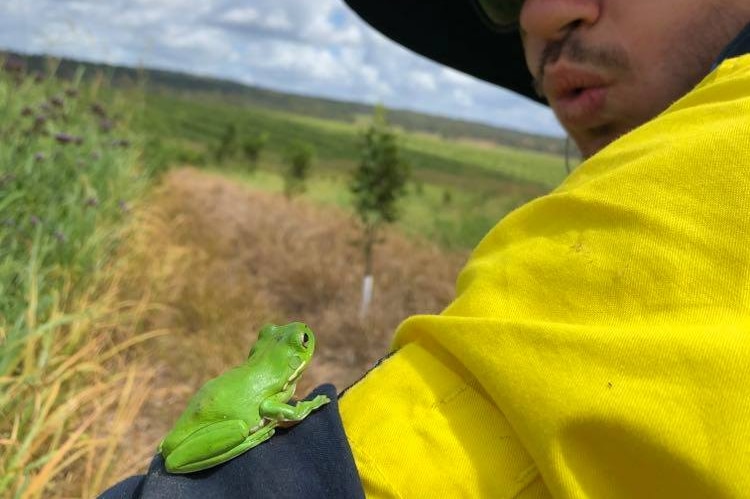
[543,64,611,126]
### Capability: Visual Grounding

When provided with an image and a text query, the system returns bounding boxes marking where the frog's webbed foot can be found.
[164,420,275,474]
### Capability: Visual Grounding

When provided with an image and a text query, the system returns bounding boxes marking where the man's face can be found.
[519,0,749,158]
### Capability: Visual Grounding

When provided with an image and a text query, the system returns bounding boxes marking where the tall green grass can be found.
[0,60,158,497]
[0,63,142,369]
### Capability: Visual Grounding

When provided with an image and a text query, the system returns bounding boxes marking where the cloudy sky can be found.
[1,0,564,137]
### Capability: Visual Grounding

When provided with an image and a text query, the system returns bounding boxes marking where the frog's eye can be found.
[301,332,310,348]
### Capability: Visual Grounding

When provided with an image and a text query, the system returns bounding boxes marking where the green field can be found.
[141,91,570,249]
[143,91,568,185]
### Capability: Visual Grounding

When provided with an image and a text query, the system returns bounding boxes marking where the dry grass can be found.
[106,166,467,486]
[0,164,469,495]
[0,232,165,498]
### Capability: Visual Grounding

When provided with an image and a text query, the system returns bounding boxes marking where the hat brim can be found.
[343,0,545,105]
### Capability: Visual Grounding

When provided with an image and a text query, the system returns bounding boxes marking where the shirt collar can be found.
[713,22,750,68]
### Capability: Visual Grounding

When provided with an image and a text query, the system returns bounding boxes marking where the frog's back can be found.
[161,366,268,451]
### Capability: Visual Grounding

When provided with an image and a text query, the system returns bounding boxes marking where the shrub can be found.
[243,131,269,174]
[214,123,238,164]
[283,141,315,198]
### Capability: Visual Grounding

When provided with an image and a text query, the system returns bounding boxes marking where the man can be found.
[103,1,750,497]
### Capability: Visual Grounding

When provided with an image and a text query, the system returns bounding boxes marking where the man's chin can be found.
[572,125,622,160]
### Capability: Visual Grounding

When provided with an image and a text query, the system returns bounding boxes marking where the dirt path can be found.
[112,167,466,479]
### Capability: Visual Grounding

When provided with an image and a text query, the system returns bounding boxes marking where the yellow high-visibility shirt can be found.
[340,54,750,498]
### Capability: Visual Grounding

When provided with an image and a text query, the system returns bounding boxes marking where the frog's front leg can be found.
[164,420,275,474]
[259,393,331,424]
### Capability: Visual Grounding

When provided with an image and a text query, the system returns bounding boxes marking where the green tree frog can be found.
[159,322,330,473]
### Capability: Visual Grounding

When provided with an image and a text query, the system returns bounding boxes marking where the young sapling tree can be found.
[243,131,269,174]
[215,123,238,164]
[283,141,315,199]
[350,107,410,318]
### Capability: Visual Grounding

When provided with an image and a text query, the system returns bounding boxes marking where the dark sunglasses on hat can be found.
[472,0,523,32]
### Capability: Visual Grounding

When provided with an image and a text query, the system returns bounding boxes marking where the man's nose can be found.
[520,0,600,40]
[520,0,601,74]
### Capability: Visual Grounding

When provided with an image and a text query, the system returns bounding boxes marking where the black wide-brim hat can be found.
[342,0,544,105]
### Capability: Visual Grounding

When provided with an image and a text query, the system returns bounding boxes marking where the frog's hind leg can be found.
[165,420,275,474]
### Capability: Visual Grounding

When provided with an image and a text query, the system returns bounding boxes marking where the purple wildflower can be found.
[3,57,24,73]
[99,119,114,133]
[91,103,107,118]
[55,133,83,145]
[33,115,47,132]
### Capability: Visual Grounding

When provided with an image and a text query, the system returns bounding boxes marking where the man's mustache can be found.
[533,32,631,98]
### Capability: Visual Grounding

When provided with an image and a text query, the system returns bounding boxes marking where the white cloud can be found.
[245,41,347,83]
[359,65,379,85]
[453,88,474,107]
[409,70,437,93]
[263,10,292,31]
[219,7,260,25]
[161,26,231,53]
[440,67,477,86]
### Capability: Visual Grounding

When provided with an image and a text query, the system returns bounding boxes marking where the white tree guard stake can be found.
[359,274,374,319]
